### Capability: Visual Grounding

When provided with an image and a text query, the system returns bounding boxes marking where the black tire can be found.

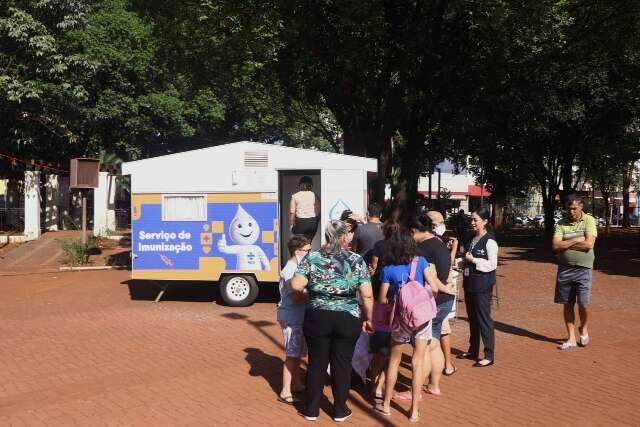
[219,275,258,307]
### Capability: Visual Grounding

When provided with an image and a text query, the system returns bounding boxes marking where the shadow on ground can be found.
[243,345,400,425]
[122,280,280,304]
[456,316,563,344]
[244,347,287,395]
[106,250,132,270]
[236,314,397,425]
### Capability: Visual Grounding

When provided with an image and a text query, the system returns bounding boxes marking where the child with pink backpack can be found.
[373,228,456,423]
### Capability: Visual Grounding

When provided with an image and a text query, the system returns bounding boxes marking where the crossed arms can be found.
[552,233,596,253]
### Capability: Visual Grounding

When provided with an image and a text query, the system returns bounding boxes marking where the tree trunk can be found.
[394,134,422,219]
[342,128,393,206]
[561,158,575,196]
[621,162,633,228]
[374,145,391,204]
[342,129,370,157]
[601,190,611,235]
[541,192,557,239]
[491,199,504,231]
[622,190,631,227]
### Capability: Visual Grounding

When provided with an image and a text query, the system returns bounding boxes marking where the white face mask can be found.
[295,251,309,263]
[434,224,446,236]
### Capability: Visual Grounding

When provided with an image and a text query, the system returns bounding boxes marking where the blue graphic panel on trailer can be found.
[132,201,277,272]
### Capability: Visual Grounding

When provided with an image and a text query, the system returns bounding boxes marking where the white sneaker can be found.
[334,409,352,422]
[298,412,317,421]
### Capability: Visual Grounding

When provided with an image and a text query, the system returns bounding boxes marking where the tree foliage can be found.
[0,0,91,171]
[1,0,639,231]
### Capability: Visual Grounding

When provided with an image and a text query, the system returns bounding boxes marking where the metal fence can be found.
[59,206,94,231]
[0,207,25,232]
[115,208,131,231]
[1,207,130,233]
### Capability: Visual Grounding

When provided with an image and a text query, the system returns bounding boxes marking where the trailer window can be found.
[162,195,207,221]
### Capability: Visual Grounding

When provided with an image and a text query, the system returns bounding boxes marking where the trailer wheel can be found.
[219,275,258,307]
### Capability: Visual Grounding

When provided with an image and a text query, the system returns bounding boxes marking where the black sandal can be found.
[472,360,494,368]
[278,395,301,405]
[456,352,478,360]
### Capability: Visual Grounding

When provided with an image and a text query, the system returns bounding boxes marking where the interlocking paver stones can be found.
[0,239,638,426]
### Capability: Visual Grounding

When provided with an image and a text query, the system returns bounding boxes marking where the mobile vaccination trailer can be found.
[122,141,377,306]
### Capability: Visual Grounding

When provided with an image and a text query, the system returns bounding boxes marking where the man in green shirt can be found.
[552,194,598,350]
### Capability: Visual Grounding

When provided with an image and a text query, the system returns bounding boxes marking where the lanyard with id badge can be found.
[464,236,481,278]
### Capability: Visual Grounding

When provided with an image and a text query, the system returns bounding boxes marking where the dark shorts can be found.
[369,330,391,356]
[432,294,455,340]
[554,265,593,305]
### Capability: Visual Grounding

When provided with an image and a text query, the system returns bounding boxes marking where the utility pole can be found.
[480,168,485,207]
[427,159,432,203]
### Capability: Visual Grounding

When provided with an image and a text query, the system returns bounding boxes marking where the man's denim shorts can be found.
[554,264,593,305]
[432,294,455,340]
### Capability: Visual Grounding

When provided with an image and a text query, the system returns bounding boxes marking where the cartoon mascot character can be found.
[217,205,271,270]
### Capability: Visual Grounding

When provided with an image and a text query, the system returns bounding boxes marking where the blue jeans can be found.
[432,294,455,340]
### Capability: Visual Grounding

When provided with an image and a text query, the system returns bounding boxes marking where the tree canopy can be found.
[1,0,639,227]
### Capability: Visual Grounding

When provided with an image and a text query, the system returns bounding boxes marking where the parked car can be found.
[514,216,526,225]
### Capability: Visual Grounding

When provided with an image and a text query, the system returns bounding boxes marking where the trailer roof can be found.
[122,141,377,193]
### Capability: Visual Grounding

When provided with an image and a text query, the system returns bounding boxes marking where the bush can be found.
[58,237,97,265]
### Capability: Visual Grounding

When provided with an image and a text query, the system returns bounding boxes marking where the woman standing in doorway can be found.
[458,207,498,367]
[290,176,320,242]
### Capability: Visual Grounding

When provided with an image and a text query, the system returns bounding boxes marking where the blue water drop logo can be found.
[329,199,351,220]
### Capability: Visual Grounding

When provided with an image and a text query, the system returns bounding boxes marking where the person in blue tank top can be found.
[375,228,455,423]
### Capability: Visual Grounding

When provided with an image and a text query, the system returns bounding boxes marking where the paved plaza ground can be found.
[0,230,638,426]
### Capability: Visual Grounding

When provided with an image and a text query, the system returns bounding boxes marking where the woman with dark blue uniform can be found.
[457,207,498,367]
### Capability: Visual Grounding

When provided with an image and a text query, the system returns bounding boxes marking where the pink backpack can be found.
[391,257,438,331]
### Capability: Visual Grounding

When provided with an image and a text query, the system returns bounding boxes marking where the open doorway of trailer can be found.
[278,170,321,268]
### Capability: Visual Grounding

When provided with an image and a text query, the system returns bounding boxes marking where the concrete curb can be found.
[103,235,131,241]
[0,235,28,244]
[59,265,114,272]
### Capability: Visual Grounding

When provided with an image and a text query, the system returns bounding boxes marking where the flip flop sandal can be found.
[443,365,458,376]
[423,386,442,396]
[374,403,391,416]
[277,395,300,405]
[558,342,577,351]
[579,335,590,347]
[393,391,422,401]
